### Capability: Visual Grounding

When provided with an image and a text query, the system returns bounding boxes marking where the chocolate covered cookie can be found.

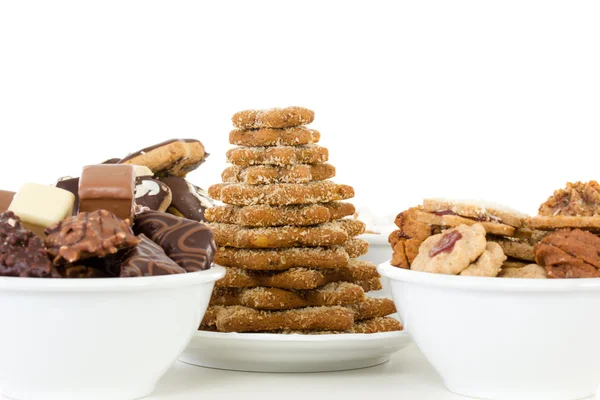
[158,176,214,222]
[134,211,216,272]
[119,139,208,177]
[135,176,172,212]
[117,234,186,277]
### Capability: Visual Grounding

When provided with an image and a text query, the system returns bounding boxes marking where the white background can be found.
[1,1,599,230]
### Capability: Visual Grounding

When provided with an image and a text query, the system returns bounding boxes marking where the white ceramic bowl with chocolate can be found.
[379,262,600,400]
[0,265,224,400]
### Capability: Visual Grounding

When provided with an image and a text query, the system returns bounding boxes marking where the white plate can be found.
[179,329,410,373]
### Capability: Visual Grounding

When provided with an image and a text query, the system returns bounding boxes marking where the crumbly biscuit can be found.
[388,230,407,247]
[525,215,600,231]
[232,107,315,129]
[538,181,600,217]
[216,259,379,290]
[215,246,350,271]
[210,219,364,249]
[229,127,320,147]
[501,259,529,269]
[394,207,436,240]
[211,282,365,310]
[487,236,535,261]
[205,202,355,227]
[534,229,600,278]
[411,224,487,275]
[499,264,547,279]
[343,238,369,258]
[459,242,506,277]
[414,209,515,237]
[226,145,328,168]
[391,239,410,269]
[221,163,336,185]
[347,298,397,321]
[118,139,207,177]
[209,181,354,206]
[422,198,526,228]
[214,305,355,332]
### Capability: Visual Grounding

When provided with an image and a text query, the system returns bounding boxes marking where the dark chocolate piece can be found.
[0,190,15,213]
[116,234,186,277]
[102,158,121,164]
[135,177,172,212]
[79,164,135,223]
[45,209,140,264]
[55,177,80,215]
[159,176,214,222]
[0,211,59,278]
[134,211,216,271]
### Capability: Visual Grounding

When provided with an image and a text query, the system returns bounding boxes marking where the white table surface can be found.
[148,343,468,400]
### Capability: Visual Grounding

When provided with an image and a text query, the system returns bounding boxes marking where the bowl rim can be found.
[0,265,226,292]
[378,261,600,291]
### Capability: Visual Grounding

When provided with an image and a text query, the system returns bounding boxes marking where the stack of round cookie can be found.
[202,106,402,334]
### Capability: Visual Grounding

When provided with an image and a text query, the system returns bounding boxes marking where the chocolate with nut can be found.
[0,211,59,278]
[44,209,140,264]
[134,210,216,271]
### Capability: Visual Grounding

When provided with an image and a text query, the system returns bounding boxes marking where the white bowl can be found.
[378,261,600,400]
[359,233,392,298]
[358,233,391,265]
[0,265,225,400]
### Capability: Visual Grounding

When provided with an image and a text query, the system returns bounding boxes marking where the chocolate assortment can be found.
[0,138,215,279]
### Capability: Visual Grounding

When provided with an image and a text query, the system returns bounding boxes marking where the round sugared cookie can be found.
[232,106,314,129]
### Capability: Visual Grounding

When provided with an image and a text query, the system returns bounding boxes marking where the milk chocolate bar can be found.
[79,164,135,223]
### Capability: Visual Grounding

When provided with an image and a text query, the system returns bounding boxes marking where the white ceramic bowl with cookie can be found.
[0,266,225,400]
[379,220,600,400]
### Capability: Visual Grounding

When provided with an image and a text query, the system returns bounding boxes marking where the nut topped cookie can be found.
[528,181,600,230]
[538,181,600,217]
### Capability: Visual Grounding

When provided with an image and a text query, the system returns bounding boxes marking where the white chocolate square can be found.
[8,183,75,230]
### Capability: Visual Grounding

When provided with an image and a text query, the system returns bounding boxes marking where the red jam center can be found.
[429,231,462,257]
